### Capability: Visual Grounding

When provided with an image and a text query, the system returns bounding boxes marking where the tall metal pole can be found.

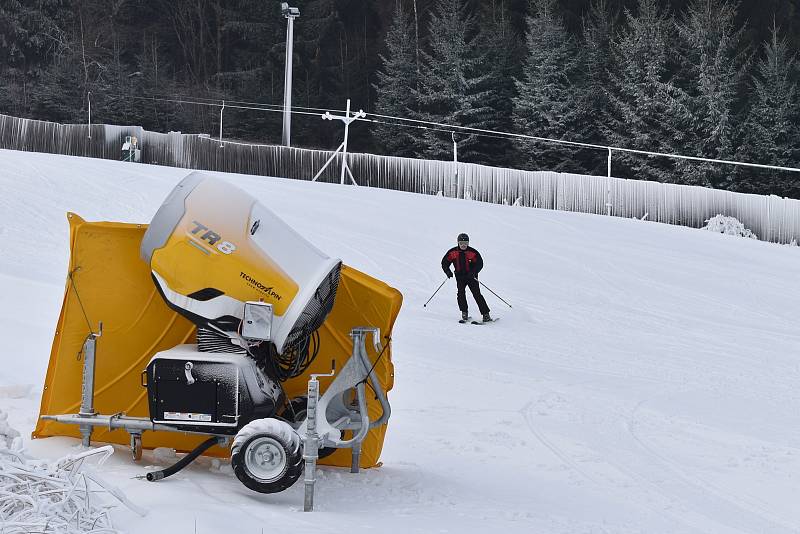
[452,132,458,176]
[87,91,92,139]
[281,5,300,147]
[339,99,352,185]
[219,100,225,147]
[282,17,294,146]
[606,148,612,216]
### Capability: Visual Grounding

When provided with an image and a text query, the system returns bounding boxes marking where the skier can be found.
[441,233,492,323]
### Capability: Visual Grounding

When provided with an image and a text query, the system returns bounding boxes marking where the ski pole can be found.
[478,281,512,308]
[423,278,449,307]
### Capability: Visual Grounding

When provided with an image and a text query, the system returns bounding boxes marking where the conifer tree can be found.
[604,0,683,183]
[576,0,618,175]
[215,0,286,142]
[737,25,800,197]
[295,0,346,147]
[0,0,70,117]
[465,2,520,167]
[415,0,488,161]
[512,0,582,173]
[372,3,421,158]
[673,0,745,188]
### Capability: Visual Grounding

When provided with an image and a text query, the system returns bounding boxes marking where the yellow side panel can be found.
[34,214,401,468]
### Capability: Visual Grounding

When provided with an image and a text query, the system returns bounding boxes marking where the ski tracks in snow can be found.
[521,399,600,486]
[519,388,799,534]
[625,400,800,534]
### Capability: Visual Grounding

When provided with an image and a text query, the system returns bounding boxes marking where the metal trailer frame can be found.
[41,325,391,511]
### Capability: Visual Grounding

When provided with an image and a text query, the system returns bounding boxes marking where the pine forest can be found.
[2,0,800,197]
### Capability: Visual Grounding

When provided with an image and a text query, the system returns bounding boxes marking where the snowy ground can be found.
[1,148,800,533]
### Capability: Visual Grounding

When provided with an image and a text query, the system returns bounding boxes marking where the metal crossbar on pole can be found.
[310,99,366,185]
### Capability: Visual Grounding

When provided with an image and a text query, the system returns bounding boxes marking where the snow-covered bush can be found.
[702,215,758,239]
[0,410,20,449]
[0,409,145,533]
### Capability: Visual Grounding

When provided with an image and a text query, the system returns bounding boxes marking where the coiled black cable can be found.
[265,330,321,382]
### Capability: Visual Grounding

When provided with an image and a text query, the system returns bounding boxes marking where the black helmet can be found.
[457,233,469,242]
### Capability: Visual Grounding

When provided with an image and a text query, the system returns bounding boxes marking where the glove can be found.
[445,270,453,279]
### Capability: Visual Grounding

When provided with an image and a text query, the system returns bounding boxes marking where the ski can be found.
[471,317,499,325]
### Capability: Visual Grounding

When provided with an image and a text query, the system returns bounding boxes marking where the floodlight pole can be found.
[282,4,300,147]
[311,99,366,185]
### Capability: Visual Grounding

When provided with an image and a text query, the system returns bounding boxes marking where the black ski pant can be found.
[455,276,490,315]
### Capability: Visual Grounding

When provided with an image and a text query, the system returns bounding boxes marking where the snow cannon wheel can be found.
[280,396,336,459]
[131,434,143,462]
[231,418,303,494]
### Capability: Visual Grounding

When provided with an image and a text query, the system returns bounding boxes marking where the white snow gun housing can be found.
[140,171,342,356]
[40,173,395,511]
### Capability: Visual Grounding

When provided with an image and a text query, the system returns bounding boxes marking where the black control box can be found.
[146,345,282,434]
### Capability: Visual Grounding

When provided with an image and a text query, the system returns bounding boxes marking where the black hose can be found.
[267,329,321,382]
[145,436,220,482]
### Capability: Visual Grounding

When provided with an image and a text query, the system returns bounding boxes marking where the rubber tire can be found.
[280,396,336,460]
[131,434,143,462]
[231,418,303,494]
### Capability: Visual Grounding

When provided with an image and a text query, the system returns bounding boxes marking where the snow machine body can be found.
[145,345,282,435]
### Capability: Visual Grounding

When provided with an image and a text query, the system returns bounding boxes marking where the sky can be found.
[1,149,799,533]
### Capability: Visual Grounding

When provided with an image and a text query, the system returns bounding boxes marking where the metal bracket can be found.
[301,327,390,512]
[303,360,336,512]
[108,412,124,431]
[78,322,103,447]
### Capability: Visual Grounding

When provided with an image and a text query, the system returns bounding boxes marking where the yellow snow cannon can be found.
[37,173,400,510]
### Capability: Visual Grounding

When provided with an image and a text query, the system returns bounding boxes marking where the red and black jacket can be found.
[441,246,483,279]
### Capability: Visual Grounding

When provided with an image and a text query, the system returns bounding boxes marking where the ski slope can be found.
[1,148,799,534]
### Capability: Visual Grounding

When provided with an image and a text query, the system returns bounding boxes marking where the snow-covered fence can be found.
[0,114,184,164]
[2,112,800,244]
[176,135,800,244]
